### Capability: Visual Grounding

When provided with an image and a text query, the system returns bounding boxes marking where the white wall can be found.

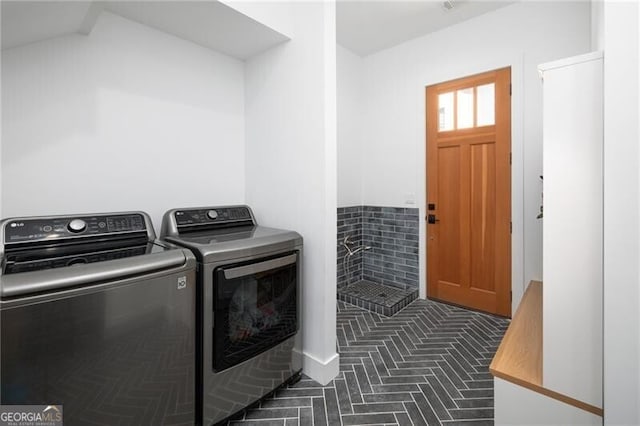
[1,12,245,231]
[592,0,604,51]
[603,2,640,424]
[337,44,363,207]
[357,1,591,307]
[243,2,338,385]
[0,3,3,212]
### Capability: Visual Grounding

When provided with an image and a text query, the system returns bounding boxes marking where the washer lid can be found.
[164,225,302,263]
[0,241,191,299]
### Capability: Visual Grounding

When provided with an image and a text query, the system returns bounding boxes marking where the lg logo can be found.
[177,276,187,290]
[10,222,24,228]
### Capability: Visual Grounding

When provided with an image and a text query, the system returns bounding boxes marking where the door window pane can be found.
[438,92,454,131]
[457,88,474,129]
[477,83,495,126]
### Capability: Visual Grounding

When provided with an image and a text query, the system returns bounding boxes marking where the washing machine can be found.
[160,205,302,425]
[0,211,197,425]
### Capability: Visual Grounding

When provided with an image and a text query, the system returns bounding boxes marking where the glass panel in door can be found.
[213,252,298,371]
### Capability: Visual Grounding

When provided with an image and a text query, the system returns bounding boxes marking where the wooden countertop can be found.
[489,281,603,417]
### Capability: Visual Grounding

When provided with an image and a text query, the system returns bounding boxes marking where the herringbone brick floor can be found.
[226,299,509,426]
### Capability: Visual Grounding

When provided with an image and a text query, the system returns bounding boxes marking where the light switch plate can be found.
[404,194,415,205]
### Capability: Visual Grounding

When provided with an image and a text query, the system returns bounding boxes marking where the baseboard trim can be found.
[301,350,339,385]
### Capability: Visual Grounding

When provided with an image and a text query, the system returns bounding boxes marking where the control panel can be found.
[3,214,147,244]
[175,207,253,228]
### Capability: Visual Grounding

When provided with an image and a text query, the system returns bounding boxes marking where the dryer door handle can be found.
[223,253,297,280]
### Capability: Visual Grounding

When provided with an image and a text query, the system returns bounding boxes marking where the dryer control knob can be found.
[68,219,87,233]
[206,210,218,220]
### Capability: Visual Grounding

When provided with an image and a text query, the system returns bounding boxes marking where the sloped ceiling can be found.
[1,1,94,50]
[2,1,517,58]
[1,1,290,60]
[337,0,516,56]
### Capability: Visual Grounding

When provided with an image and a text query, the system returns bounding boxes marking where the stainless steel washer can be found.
[161,205,302,426]
[0,211,197,425]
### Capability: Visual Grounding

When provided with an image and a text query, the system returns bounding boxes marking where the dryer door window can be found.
[213,252,298,372]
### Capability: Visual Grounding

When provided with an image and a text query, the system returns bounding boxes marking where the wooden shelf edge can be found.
[489,280,543,385]
[490,280,603,418]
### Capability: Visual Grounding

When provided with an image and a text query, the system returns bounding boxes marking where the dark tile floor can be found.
[226,299,509,426]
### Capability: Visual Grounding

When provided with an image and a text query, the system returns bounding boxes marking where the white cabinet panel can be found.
[540,52,603,408]
[494,378,602,426]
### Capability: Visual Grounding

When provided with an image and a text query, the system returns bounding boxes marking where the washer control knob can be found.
[68,219,87,233]
[206,210,218,220]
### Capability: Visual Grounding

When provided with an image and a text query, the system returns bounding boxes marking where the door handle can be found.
[223,253,297,280]
[427,214,440,224]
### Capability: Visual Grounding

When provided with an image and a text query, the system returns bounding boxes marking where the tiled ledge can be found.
[337,280,418,317]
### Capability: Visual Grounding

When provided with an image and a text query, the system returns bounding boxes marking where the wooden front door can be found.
[426,67,511,317]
